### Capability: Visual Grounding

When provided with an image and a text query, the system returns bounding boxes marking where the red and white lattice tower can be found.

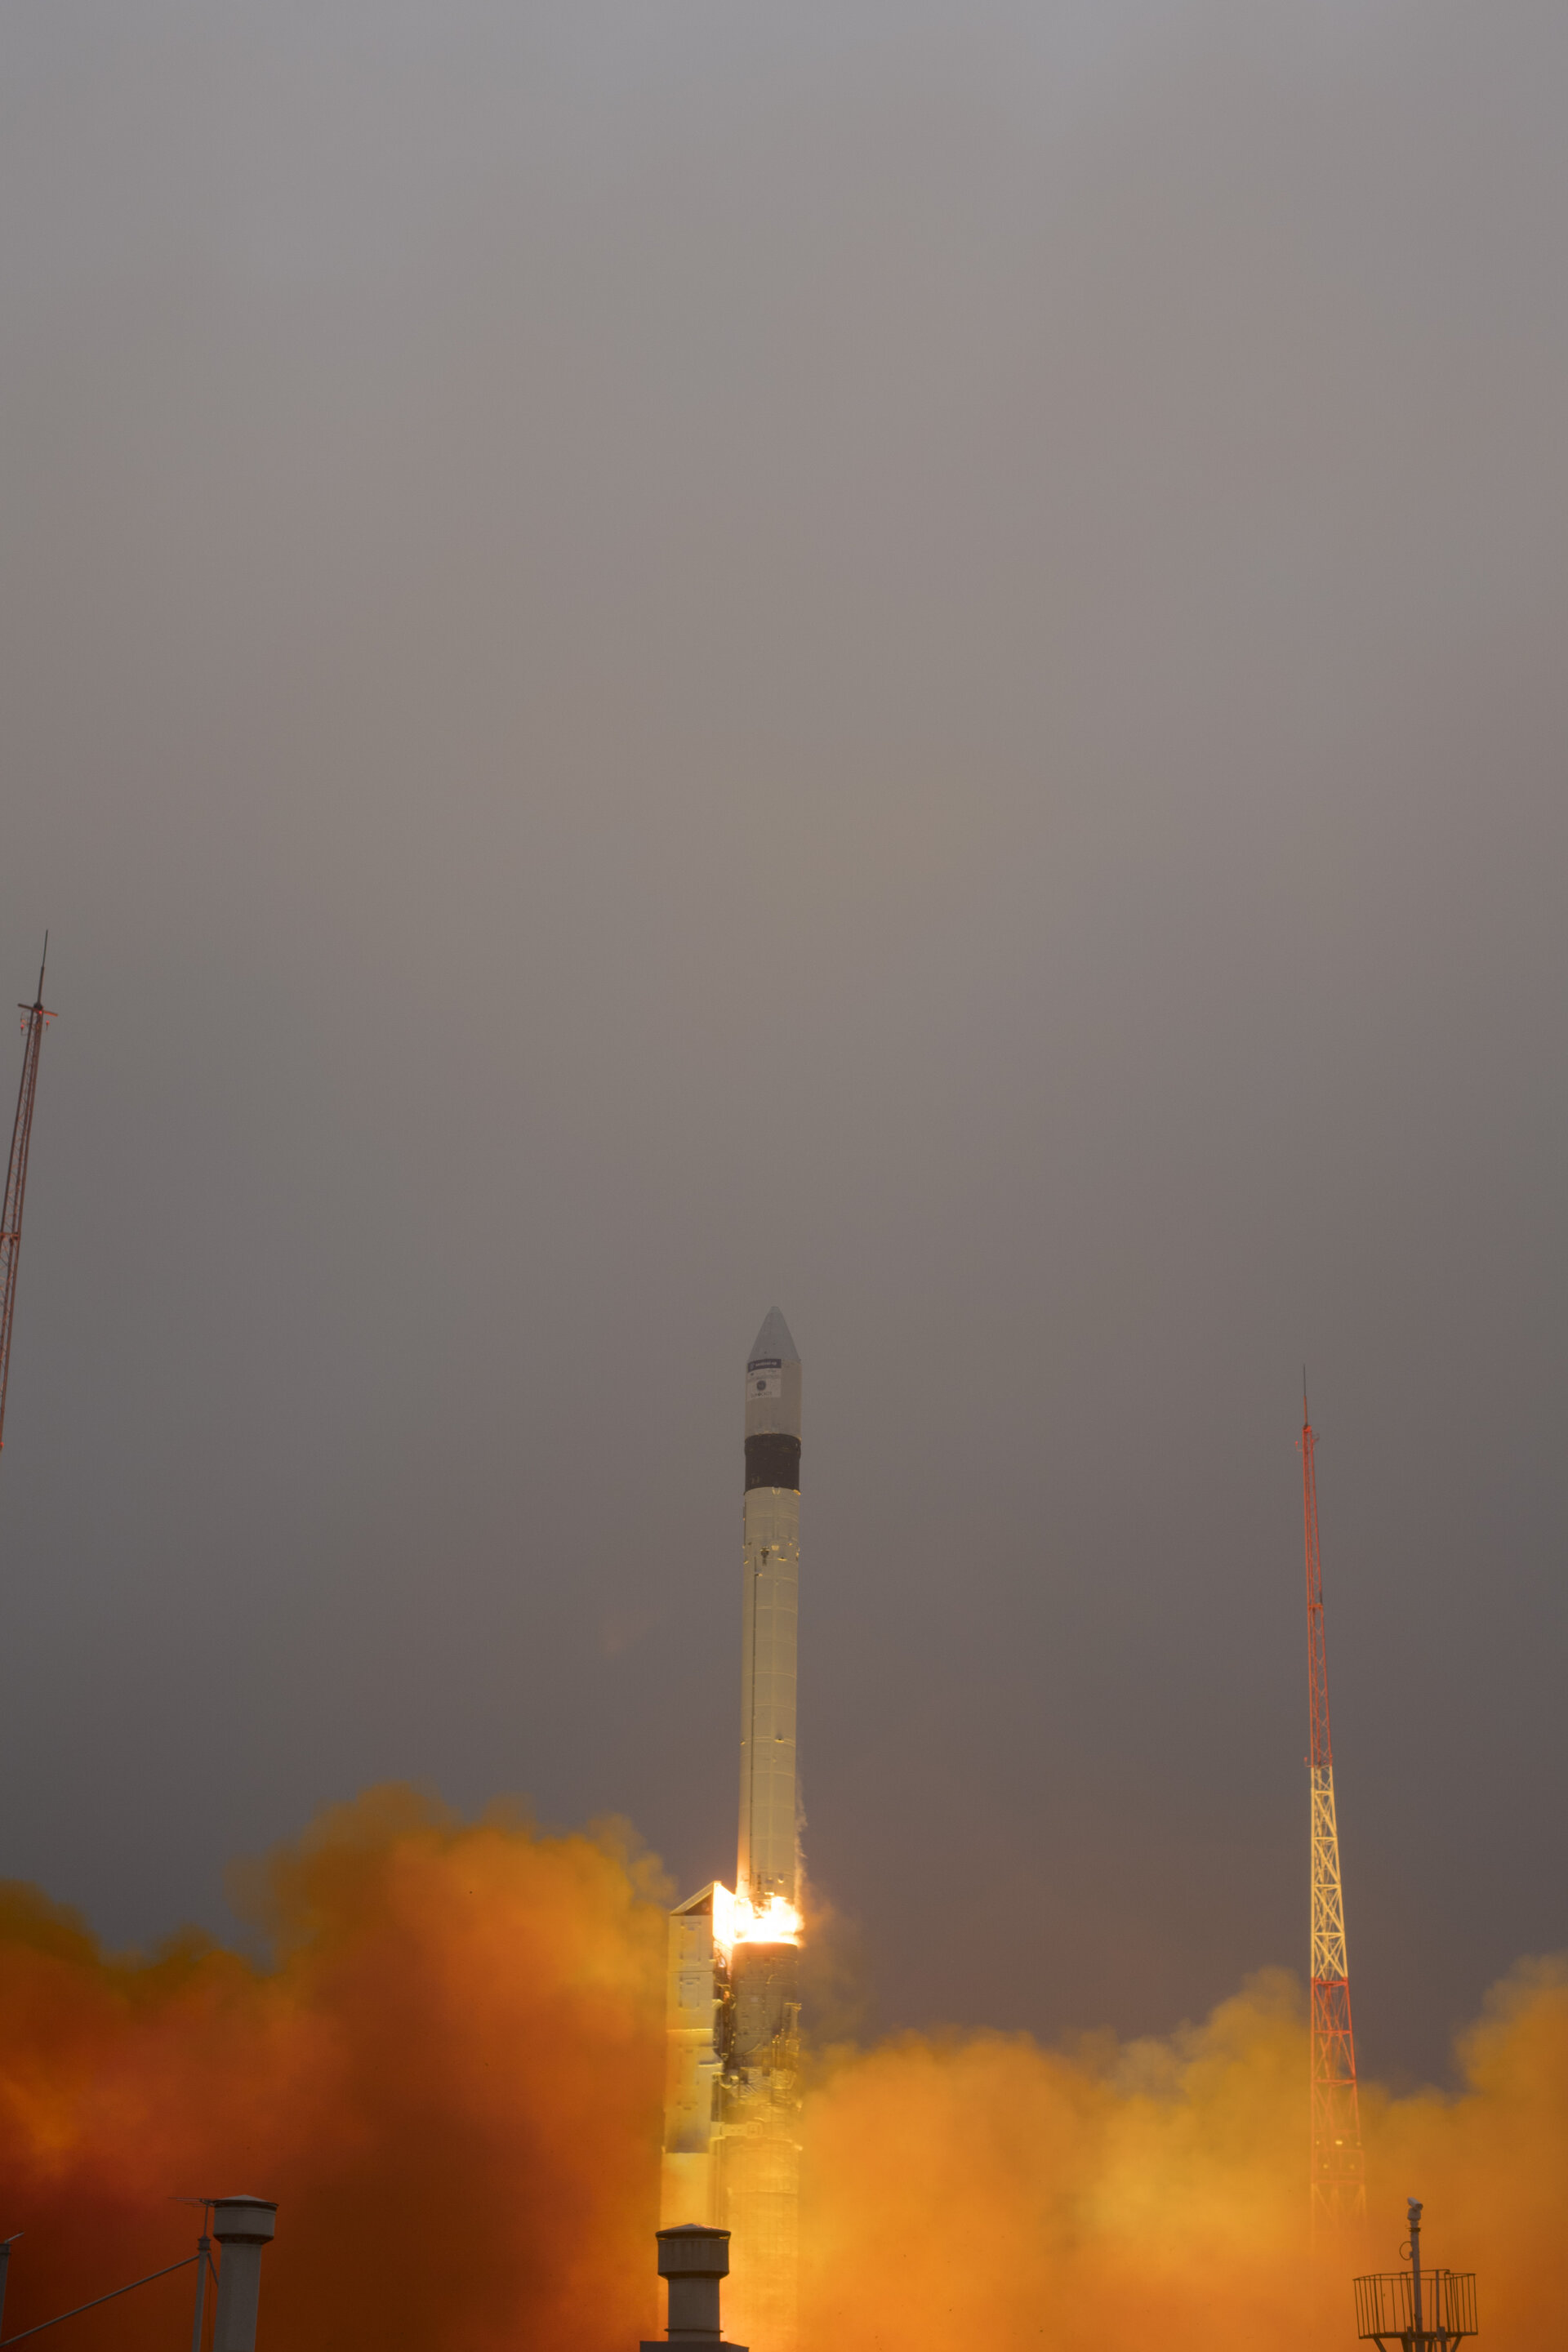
[1301,1386,1365,2235]
[0,942,55,1456]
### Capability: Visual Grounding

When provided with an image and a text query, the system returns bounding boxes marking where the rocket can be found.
[661,1312,804,2351]
[737,1306,801,1924]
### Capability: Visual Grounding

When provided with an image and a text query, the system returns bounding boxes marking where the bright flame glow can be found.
[712,1882,802,1953]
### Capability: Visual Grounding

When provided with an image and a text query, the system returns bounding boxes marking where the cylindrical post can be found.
[211,2198,276,2352]
[639,2225,745,2351]
[1408,2199,1424,2346]
[663,2225,725,2338]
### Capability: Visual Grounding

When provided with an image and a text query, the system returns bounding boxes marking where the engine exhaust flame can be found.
[711,1885,802,1955]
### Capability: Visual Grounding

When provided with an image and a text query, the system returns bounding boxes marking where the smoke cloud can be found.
[804,1967,1568,2352]
[0,1788,668,2352]
[0,1789,1561,2350]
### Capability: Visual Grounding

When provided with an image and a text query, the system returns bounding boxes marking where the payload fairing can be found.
[661,1311,803,2352]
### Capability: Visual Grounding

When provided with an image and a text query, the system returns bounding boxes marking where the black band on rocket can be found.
[745,1433,801,1492]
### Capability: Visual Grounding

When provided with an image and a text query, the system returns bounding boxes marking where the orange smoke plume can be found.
[1,1788,1565,2352]
[0,1788,668,2352]
[800,1964,1568,2352]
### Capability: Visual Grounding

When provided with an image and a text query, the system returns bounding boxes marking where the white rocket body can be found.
[737,1312,801,1913]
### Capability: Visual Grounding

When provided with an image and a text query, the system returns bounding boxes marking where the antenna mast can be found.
[1302,1383,1365,2236]
[0,941,55,1455]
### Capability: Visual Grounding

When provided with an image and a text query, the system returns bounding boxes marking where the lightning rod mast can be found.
[0,940,55,1456]
[1302,1380,1365,2236]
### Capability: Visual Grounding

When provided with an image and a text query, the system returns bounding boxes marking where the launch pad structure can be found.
[661,1310,804,2352]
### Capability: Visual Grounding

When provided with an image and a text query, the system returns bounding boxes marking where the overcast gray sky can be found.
[0,0,1563,2085]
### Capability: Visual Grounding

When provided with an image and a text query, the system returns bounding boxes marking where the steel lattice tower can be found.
[1301,1388,1365,2234]
[0,942,54,1456]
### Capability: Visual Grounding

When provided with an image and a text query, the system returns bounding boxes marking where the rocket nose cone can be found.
[745,1308,801,1440]
[747,1307,799,1368]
